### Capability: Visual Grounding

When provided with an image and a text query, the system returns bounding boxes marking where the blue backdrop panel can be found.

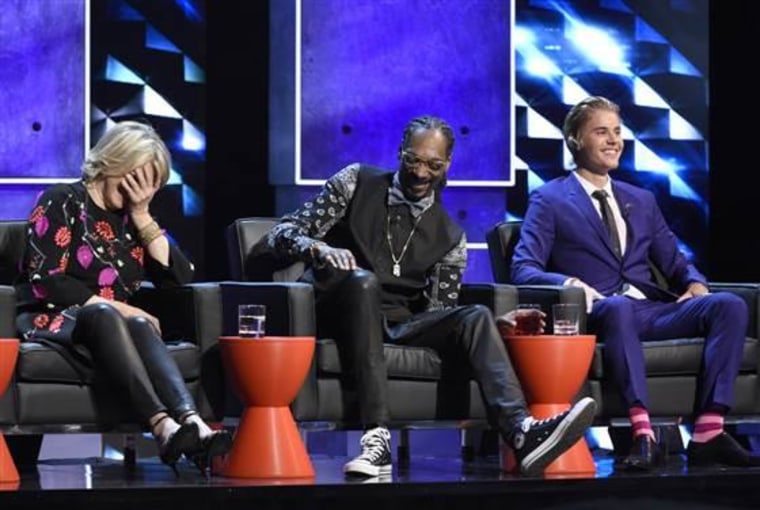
[90,0,206,273]
[0,0,86,218]
[300,0,512,184]
[0,186,47,220]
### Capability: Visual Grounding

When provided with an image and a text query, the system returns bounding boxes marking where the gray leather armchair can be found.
[486,220,760,422]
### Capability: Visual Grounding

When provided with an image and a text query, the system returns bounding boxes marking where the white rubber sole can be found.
[343,460,393,477]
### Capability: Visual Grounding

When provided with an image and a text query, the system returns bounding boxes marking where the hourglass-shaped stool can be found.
[220,336,315,479]
[0,339,19,484]
[502,334,596,476]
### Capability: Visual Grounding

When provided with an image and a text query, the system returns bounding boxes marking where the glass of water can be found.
[238,304,266,338]
[552,303,580,335]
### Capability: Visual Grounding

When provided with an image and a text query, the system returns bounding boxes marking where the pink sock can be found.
[630,405,655,440]
[692,412,723,443]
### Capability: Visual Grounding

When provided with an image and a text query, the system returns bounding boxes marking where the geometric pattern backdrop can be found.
[90,0,207,273]
[509,0,708,270]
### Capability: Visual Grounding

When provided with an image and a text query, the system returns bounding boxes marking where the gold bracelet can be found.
[142,227,165,246]
[137,220,165,246]
[137,220,159,239]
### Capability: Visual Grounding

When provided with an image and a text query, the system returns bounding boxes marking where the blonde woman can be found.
[15,121,231,476]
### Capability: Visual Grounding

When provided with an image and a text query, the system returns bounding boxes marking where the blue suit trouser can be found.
[589,292,748,415]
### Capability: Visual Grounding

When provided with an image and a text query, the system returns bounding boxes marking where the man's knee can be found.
[706,292,747,314]
[591,295,634,322]
[590,296,637,339]
[463,304,494,323]
[705,292,748,324]
[343,269,380,294]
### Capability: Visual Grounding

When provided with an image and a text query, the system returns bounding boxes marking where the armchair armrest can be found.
[459,283,518,317]
[218,281,315,337]
[131,282,223,355]
[709,282,760,340]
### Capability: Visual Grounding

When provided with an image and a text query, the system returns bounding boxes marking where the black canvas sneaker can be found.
[512,396,596,476]
[343,426,393,477]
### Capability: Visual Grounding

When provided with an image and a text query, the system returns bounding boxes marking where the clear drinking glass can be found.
[552,303,580,335]
[238,304,266,338]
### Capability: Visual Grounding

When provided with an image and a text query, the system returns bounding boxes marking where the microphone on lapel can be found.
[623,203,632,219]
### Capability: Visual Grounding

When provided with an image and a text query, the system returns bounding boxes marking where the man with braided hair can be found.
[268,115,596,478]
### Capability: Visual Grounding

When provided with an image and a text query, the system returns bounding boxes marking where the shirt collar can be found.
[572,170,614,199]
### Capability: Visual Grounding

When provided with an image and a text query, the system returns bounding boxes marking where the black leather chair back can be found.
[0,220,27,285]
[225,217,304,282]
[485,221,521,284]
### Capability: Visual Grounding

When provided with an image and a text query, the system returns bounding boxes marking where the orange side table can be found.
[0,338,20,484]
[502,334,596,476]
[220,336,316,479]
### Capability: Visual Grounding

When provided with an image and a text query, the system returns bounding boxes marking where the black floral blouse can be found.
[14,181,194,344]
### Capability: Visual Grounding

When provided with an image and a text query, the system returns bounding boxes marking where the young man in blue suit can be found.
[511,96,759,470]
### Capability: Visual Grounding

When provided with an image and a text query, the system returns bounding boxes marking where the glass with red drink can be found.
[514,304,544,336]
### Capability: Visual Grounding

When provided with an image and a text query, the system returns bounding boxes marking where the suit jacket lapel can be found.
[565,175,619,258]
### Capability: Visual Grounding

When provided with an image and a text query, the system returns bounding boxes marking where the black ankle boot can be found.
[191,430,234,478]
[158,422,201,476]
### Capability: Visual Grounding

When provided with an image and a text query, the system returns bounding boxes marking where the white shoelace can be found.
[521,412,565,433]
[357,428,390,462]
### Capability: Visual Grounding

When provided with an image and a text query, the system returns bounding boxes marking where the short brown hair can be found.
[563,96,620,157]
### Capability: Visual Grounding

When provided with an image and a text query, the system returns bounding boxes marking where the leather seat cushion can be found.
[316,338,442,381]
[16,340,201,384]
[589,337,758,379]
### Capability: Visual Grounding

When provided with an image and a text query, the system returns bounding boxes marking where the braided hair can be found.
[400,115,455,158]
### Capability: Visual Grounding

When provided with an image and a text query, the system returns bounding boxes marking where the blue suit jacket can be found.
[511,173,706,301]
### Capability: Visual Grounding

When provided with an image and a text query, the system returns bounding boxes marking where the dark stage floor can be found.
[4,441,760,510]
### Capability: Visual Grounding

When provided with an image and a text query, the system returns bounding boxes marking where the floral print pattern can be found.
[15,181,194,342]
[94,221,115,241]
[53,226,71,248]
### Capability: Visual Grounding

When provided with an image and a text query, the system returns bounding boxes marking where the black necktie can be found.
[592,190,622,257]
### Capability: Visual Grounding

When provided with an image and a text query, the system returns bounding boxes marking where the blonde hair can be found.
[82,121,171,186]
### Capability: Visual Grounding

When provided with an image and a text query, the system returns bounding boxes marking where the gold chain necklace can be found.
[386,213,422,277]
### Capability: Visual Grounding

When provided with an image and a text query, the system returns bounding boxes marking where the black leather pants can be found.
[388,304,530,436]
[311,269,390,426]
[72,303,196,423]
[311,268,529,434]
